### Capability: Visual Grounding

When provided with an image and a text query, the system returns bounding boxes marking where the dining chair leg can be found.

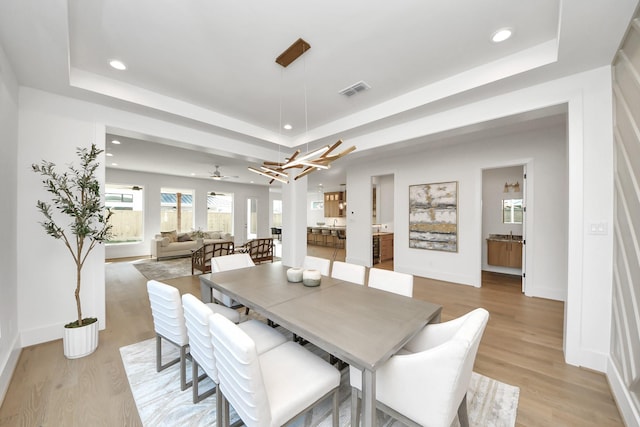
[216,386,223,427]
[332,388,339,427]
[156,335,181,373]
[179,345,188,391]
[191,359,215,403]
[351,387,361,427]
[458,393,469,427]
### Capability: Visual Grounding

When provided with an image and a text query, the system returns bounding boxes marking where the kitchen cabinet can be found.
[487,239,522,268]
[373,233,393,264]
[324,191,345,217]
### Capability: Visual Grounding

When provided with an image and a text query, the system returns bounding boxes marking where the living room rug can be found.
[120,337,519,426]
[133,256,283,281]
[133,258,194,281]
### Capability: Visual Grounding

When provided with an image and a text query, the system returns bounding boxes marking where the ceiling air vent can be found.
[339,80,371,97]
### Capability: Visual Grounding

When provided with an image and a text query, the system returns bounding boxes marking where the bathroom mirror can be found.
[503,199,523,224]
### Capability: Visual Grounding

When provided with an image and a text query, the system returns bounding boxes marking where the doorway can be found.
[246,198,257,241]
[481,165,526,292]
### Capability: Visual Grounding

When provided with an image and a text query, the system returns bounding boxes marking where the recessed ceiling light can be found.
[111,163,118,166]
[111,140,121,145]
[283,124,292,130]
[492,28,513,43]
[106,153,113,157]
[109,60,127,70]
[190,173,196,176]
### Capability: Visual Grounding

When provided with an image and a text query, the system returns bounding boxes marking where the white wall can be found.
[0,41,20,404]
[345,67,613,372]
[105,168,271,259]
[17,90,107,347]
[377,174,394,231]
[307,188,325,226]
[348,124,566,294]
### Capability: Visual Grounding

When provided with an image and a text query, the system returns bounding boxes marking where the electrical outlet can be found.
[588,222,607,235]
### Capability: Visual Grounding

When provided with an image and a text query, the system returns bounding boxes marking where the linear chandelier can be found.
[249,140,356,184]
[249,38,356,184]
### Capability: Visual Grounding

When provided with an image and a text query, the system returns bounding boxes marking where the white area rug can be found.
[120,337,519,426]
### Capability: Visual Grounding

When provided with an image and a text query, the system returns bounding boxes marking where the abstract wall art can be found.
[409,181,458,252]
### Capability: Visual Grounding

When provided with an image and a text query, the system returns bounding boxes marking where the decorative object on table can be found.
[302,269,322,287]
[409,181,458,252]
[32,144,113,358]
[286,267,304,283]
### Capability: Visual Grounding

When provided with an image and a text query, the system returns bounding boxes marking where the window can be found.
[105,184,144,243]
[272,199,282,227]
[161,188,194,232]
[502,199,523,224]
[207,192,233,233]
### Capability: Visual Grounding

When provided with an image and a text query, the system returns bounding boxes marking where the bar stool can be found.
[332,229,346,260]
[321,228,331,246]
[311,228,322,245]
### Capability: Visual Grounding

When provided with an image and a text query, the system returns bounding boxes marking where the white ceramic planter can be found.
[63,320,99,359]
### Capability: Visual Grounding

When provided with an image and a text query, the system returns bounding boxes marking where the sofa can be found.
[151,230,233,261]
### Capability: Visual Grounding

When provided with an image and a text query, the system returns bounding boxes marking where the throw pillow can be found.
[160,230,178,243]
[207,231,221,239]
[177,233,192,242]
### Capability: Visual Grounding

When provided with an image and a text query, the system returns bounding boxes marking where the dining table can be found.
[200,262,442,427]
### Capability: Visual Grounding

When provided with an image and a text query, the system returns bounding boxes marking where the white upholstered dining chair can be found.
[302,255,331,276]
[181,293,287,403]
[367,268,414,297]
[349,308,490,427]
[210,312,341,427]
[331,260,366,285]
[146,280,240,391]
[201,253,255,308]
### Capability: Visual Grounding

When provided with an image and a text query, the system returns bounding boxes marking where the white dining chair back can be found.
[206,253,255,307]
[182,293,220,403]
[210,313,341,427]
[367,268,414,297]
[302,255,331,276]
[331,261,366,285]
[146,280,190,390]
[182,293,287,404]
[349,308,490,427]
[211,252,255,272]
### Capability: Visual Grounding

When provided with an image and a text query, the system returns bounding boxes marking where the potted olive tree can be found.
[32,144,112,359]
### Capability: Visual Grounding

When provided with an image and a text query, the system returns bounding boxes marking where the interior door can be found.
[246,198,257,241]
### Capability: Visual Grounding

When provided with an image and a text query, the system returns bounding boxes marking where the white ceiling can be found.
[0,0,636,188]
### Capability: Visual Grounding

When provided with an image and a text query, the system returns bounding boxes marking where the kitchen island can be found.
[307,226,346,246]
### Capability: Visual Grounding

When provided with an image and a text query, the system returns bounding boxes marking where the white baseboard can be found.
[607,357,640,427]
[0,334,21,406]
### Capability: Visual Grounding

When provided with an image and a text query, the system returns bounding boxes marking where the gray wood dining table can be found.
[200,262,442,427]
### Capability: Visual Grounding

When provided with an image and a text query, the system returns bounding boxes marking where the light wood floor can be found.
[0,245,624,426]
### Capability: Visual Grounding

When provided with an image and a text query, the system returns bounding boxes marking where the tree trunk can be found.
[76,263,83,326]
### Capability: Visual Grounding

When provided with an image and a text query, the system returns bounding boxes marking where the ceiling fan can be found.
[210,165,239,180]
[208,191,227,196]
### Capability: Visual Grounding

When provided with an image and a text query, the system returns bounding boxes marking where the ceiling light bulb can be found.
[109,60,127,70]
[283,124,292,130]
[106,153,113,157]
[492,28,512,43]
[111,140,121,145]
